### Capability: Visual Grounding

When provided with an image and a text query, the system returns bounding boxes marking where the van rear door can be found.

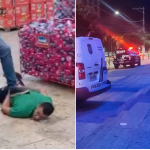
[82,38,105,92]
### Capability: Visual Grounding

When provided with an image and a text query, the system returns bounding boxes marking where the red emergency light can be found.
[129,47,133,50]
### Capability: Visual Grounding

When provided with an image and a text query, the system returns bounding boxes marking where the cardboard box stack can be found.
[0,0,55,29]
[0,0,15,29]
[46,0,54,20]
[15,2,31,27]
[30,1,45,21]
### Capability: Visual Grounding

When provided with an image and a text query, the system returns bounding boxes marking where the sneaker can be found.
[10,87,30,97]
[15,72,25,86]
[3,72,25,86]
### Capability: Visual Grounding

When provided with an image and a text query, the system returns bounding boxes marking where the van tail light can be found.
[77,63,85,80]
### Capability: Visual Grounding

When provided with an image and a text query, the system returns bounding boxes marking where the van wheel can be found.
[138,60,141,66]
[123,64,126,68]
[114,65,119,69]
[130,63,135,68]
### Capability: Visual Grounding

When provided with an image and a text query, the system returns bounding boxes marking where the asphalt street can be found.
[76,59,150,149]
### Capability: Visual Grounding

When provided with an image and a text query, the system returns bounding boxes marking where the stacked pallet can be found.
[0,0,15,29]
[19,19,75,87]
[0,0,54,30]
[18,0,75,87]
[30,0,45,21]
[46,0,54,20]
[15,0,30,27]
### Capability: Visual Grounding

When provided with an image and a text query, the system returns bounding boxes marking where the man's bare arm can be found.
[39,89,48,96]
[1,92,11,115]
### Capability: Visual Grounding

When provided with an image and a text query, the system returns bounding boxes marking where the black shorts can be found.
[0,88,8,103]
[0,87,30,103]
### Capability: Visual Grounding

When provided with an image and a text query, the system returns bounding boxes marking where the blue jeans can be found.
[0,37,17,89]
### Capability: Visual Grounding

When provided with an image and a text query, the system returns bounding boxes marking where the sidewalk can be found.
[77,85,150,149]
[100,86,150,149]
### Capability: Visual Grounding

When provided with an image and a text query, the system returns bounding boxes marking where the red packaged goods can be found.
[46,0,53,2]
[47,11,54,20]
[0,7,14,17]
[31,3,45,13]
[54,0,75,19]
[15,0,29,5]
[19,19,75,87]
[31,12,45,21]
[15,5,29,16]
[0,0,13,7]
[5,7,14,16]
[0,16,15,28]
[46,1,54,7]
[16,15,30,27]
[30,0,45,3]
[46,1,54,19]
[46,4,53,12]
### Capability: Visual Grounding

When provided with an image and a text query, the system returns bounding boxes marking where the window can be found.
[87,44,93,54]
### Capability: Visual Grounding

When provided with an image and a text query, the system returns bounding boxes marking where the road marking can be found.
[120,123,127,126]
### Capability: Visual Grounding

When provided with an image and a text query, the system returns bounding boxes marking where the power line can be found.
[100,18,142,28]
[130,0,139,7]
[87,0,142,22]
[86,0,143,32]
[85,0,143,33]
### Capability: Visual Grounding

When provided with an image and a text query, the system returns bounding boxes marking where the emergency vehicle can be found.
[76,37,111,101]
[113,48,141,69]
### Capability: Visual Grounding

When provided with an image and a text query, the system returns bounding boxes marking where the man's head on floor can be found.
[33,102,54,121]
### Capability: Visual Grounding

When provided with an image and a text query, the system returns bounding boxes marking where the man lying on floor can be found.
[0,87,54,121]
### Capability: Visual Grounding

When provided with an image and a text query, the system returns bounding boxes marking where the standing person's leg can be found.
[0,37,17,89]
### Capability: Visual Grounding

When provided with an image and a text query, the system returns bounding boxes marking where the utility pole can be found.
[133,7,145,58]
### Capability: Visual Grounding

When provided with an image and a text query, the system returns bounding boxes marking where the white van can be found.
[76,37,111,101]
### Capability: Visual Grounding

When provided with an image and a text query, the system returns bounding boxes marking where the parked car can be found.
[113,48,141,69]
[76,37,111,101]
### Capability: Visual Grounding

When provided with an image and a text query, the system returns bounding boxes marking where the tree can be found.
[102,36,117,56]
[145,34,150,52]
[76,2,100,37]
[122,32,144,49]
[76,2,118,52]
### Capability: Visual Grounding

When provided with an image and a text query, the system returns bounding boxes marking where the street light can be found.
[115,11,134,21]
[115,11,119,15]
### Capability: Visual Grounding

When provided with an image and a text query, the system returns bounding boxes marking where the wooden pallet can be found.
[0,26,23,32]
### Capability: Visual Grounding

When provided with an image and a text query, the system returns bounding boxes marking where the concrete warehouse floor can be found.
[0,30,75,149]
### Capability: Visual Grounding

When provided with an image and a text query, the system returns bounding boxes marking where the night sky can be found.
[95,0,150,33]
